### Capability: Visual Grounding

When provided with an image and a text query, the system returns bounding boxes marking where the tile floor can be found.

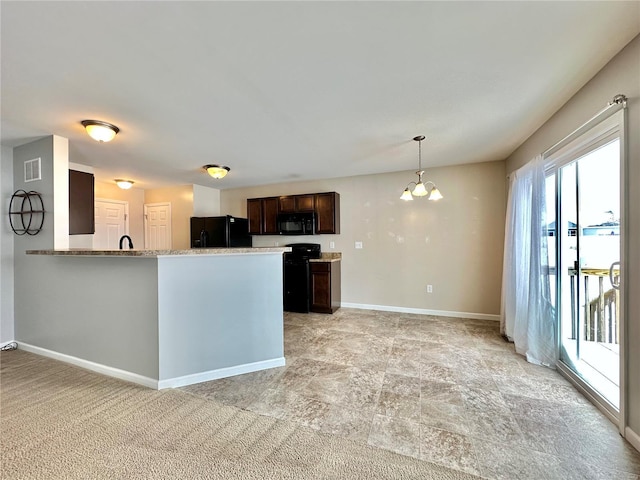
[181,308,640,479]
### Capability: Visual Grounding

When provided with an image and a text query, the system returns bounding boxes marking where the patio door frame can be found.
[543,104,627,435]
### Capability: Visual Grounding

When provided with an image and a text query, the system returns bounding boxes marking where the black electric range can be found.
[283,243,321,313]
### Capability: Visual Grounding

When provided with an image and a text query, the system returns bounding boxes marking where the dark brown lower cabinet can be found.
[310,261,341,314]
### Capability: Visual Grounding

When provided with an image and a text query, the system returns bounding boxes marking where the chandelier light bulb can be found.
[400,188,414,201]
[429,187,443,201]
[412,181,428,197]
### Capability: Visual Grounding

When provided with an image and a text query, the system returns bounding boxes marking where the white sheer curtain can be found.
[501,155,557,368]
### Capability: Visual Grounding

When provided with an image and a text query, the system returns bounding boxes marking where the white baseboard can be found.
[17,342,286,391]
[340,302,500,322]
[626,426,640,452]
[18,342,159,389]
[158,357,286,389]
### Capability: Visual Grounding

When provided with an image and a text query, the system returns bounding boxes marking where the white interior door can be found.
[144,203,172,249]
[94,199,128,249]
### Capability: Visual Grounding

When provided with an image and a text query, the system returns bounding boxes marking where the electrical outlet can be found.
[329,241,335,249]
[427,285,433,293]
[355,241,363,249]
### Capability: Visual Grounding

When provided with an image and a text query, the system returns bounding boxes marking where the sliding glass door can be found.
[564,140,620,407]
[548,137,621,412]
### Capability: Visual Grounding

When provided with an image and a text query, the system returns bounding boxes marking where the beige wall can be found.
[144,185,193,250]
[506,35,640,439]
[222,160,506,318]
[193,184,221,217]
[95,181,145,249]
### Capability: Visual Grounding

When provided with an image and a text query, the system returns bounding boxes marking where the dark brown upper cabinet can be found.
[279,194,315,213]
[69,169,95,235]
[247,197,279,235]
[315,192,340,234]
[248,191,340,235]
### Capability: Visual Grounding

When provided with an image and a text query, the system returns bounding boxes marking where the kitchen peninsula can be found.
[22,247,290,389]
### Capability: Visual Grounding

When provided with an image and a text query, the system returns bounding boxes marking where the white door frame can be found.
[144,202,172,249]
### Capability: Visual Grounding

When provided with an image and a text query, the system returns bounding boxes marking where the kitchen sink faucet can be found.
[119,235,133,250]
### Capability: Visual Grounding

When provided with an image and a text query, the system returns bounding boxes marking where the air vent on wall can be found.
[24,158,41,182]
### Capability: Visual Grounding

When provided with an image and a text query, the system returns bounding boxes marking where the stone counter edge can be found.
[309,252,342,263]
[26,247,292,257]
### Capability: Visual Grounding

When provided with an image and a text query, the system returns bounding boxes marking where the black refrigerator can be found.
[190,216,252,248]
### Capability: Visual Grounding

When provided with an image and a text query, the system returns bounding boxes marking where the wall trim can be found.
[16,344,287,391]
[18,342,158,389]
[157,357,286,389]
[341,303,500,322]
[625,426,640,453]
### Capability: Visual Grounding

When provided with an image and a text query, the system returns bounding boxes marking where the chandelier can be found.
[400,135,443,201]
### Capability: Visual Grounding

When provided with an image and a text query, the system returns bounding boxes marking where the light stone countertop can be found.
[309,252,342,263]
[26,247,291,258]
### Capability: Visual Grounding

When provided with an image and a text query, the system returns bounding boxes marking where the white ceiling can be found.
[2,2,639,190]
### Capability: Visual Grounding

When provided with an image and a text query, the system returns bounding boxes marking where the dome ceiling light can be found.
[115,179,134,190]
[81,120,120,142]
[204,164,230,179]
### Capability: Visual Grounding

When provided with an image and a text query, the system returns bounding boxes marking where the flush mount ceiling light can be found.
[400,135,443,202]
[204,164,230,179]
[115,179,134,190]
[81,120,120,142]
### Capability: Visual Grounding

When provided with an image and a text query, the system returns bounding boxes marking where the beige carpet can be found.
[0,350,480,479]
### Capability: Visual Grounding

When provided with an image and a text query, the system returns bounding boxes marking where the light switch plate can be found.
[355,241,363,249]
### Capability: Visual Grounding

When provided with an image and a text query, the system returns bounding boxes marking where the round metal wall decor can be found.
[9,190,45,235]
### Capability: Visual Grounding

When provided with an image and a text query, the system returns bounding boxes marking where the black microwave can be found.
[277,212,315,235]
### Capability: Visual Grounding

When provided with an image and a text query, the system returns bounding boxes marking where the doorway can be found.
[545,112,624,423]
[94,199,129,249]
[144,202,172,249]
